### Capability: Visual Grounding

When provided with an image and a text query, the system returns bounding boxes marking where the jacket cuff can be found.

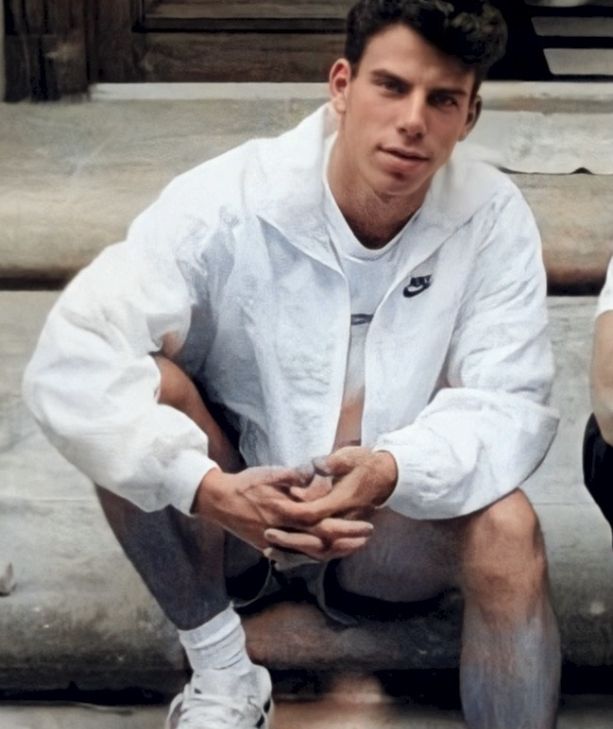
[372,437,468,520]
[165,450,220,516]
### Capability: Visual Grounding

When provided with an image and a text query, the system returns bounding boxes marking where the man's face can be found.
[329,23,481,205]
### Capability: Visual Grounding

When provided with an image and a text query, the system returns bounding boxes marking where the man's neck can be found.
[340,206,414,249]
[327,140,426,250]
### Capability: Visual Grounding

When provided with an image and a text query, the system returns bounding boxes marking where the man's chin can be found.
[371,175,430,206]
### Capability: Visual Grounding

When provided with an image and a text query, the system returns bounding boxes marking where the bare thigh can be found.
[335,507,462,603]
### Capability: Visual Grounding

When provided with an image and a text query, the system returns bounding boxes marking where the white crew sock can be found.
[178,605,253,675]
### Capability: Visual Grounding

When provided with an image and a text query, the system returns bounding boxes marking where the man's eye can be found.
[431,94,457,108]
[377,79,403,93]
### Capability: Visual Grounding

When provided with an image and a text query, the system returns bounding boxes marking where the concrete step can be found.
[1,292,612,691]
[0,694,612,729]
[1,83,612,293]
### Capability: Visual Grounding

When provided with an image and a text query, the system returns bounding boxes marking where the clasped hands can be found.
[195,446,398,562]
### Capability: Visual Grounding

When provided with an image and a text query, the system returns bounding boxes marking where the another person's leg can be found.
[96,356,272,728]
[583,414,613,544]
[334,490,560,729]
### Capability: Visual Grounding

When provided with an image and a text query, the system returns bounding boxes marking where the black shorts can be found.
[583,414,613,546]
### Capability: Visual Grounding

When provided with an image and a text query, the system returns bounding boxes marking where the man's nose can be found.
[398,93,428,138]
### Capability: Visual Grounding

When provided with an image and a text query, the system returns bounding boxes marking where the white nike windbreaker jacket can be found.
[23,104,559,519]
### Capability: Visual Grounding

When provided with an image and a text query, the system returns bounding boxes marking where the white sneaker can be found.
[165,663,274,729]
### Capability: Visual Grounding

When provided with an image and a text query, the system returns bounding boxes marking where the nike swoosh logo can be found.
[403,275,432,298]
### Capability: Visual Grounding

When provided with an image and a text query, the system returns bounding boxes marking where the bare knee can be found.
[460,491,548,616]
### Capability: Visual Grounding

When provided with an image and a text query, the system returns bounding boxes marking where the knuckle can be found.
[292,509,318,527]
[272,503,296,524]
[314,520,333,538]
[266,514,283,529]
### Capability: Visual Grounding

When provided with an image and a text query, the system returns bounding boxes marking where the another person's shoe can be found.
[166,663,274,728]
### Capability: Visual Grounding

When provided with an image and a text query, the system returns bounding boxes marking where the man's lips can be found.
[380,146,430,162]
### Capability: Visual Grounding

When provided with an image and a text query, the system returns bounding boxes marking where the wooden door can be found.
[94,0,353,84]
[3,0,90,100]
[93,0,550,84]
[5,1,613,100]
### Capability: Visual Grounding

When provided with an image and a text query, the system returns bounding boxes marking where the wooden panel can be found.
[143,0,352,31]
[147,1,352,20]
[141,32,344,81]
[40,29,89,97]
[4,0,88,100]
[46,0,73,33]
[5,34,88,100]
[94,0,145,82]
[14,0,45,32]
[5,1,87,36]
[84,0,99,81]
[5,0,44,34]
[4,35,42,101]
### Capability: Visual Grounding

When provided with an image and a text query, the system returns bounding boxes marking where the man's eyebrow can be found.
[370,69,409,85]
[370,69,469,97]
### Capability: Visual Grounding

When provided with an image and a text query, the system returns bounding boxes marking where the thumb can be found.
[289,475,333,502]
[298,470,363,518]
[313,446,369,478]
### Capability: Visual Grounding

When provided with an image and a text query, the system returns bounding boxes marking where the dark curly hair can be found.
[345,0,507,82]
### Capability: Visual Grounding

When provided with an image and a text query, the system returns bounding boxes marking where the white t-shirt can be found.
[597,257,613,316]
[323,136,415,447]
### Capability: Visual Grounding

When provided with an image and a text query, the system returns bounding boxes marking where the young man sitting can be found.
[24,1,561,727]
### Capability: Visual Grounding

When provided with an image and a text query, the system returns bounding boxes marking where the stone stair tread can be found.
[1,92,611,292]
[1,292,612,689]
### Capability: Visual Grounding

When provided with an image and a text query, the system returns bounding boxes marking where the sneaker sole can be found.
[165,694,275,729]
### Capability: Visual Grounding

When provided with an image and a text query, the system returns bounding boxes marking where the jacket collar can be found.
[253,103,501,271]
[253,104,334,267]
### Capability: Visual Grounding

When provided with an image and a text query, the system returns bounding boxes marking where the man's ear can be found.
[460,94,482,141]
[329,58,352,115]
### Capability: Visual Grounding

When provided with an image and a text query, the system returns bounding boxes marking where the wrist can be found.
[192,467,227,516]
[371,450,398,504]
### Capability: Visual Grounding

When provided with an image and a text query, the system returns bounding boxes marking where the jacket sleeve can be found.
[375,190,559,519]
[22,192,219,514]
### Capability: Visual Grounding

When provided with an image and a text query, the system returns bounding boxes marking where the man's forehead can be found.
[356,24,476,89]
